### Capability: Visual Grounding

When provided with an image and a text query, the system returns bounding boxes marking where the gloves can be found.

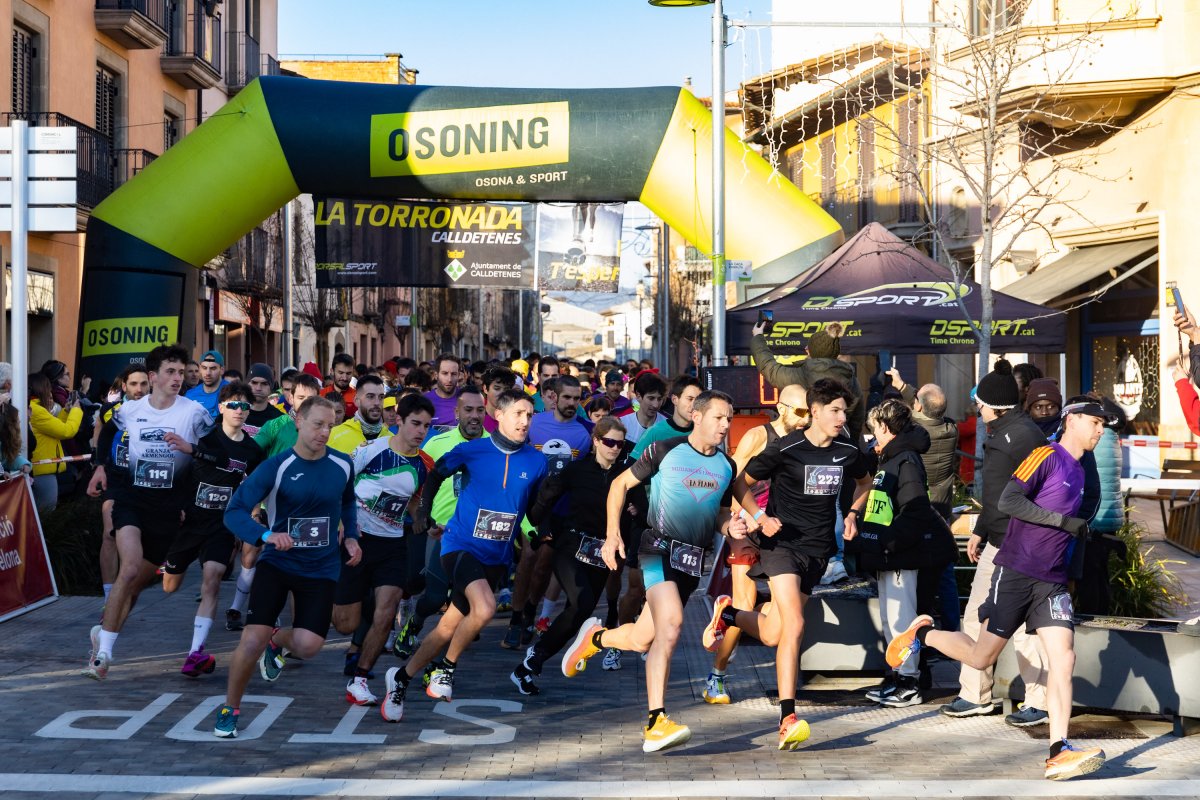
[1062,516,1089,539]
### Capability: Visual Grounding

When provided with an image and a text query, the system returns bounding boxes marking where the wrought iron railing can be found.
[95,0,168,29]
[0,111,114,208]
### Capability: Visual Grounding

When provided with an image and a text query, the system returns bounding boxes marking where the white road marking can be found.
[1,774,1197,797]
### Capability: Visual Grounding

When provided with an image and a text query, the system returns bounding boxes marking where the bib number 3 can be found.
[288,517,331,548]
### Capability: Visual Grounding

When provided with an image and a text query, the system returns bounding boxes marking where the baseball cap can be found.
[383,395,397,409]
[200,349,224,367]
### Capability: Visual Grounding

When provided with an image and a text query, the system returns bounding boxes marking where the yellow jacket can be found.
[30,399,82,476]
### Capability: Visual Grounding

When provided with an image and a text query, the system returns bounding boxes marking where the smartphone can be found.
[758,309,775,326]
[1171,285,1187,319]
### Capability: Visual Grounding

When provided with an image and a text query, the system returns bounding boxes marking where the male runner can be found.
[243,363,283,437]
[630,375,702,458]
[386,390,546,719]
[503,374,592,649]
[329,374,387,454]
[213,396,361,738]
[183,360,200,394]
[531,356,560,413]
[717,378,872,750]
[562,390,746,753]
[481,365,518,434]
[703,383,809,705]
[392,385,489,659]
[185,350,228,420]
[84,345,214,679]
[620,372,667,444]
[333,394,434,714]
[424,354,461,429]
[162,382,265,676]
[321,352,358,418]
[885,401,1111,781]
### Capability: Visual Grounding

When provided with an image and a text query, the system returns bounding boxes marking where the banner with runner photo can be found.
[536,203,624,293]
[0,476,59,622]
[314,198,537,289]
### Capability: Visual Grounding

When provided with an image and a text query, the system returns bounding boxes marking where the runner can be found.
[424,354,460,429]
[386,390,547,720]
[480,365,518,434]
[510,416,635,695]
[703,383,809,705]
[213,396,361,739]
[717,378,872,750]
[530,355,560,413]
[630,375,702,458]
[185,350,228,420]
[328,374,387,454]
[321,353,358,418]
[620,372,667,444]
[392,385,490,660]
[161,382,266,676]
[242,363,283,437]
[332,394,434,714]
[561,390,745,753]
[504,374,592,649]
[83,344,214,680]
[884,401,1111,781]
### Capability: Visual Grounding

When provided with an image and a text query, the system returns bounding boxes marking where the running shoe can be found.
[259,637,286,682]
[520,624,536,647]
[384,630,397,653]
[865,674,897,703]
[225,609,244,631]
[703,672,731,705]
[1044,741,1105,780]
[345,675,378,706]
[879,676,922,708]
[601,647,621,671]
[1006,703,1049,727]
[939,697,999,717]
[702,595,732,652]
[501,624,523,650]
[561,617,603,678]
[381,667,405,722]
[181,646,216,678]
[421,661,437,688]
[778,713,811,751]
[82,625,110,681]
[392,617,420,660]
[885,614,933,669]
[213,704,239,738]
[819,559,849,585]
[643,715,691,753]
[496,587,513,613]
[510,665,540,696]
[426,667,454,701]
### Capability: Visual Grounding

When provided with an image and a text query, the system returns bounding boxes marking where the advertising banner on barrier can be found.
[313,198,537,289]
[536,203,623,293]
[0,476,58,623]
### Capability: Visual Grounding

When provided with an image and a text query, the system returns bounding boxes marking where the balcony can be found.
[225,31,260,92]
[161,3,221,90]
[219,216,284,301]
[115,148,157,187]
[0,111,114,211]
[95,0,167,50]
[262,53,281,78]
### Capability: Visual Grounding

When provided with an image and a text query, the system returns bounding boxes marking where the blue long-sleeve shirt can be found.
[225,447,357,581]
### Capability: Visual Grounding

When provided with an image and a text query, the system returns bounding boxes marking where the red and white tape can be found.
[1120,439,1199,450]
[29,454,93,465]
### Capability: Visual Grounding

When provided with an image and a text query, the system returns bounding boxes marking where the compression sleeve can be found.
[997,478,1067,530]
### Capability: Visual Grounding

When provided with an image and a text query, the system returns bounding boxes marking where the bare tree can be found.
[292,202,345,369]
[218,209,286,362]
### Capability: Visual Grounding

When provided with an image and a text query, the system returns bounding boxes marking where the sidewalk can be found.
[1126,497,1200,619]
[2,565,1200,799]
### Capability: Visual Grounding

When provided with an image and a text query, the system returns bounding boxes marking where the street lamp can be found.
[649,0,726,366]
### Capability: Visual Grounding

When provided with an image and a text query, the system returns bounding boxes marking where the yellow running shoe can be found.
[703,672,731,704]
[885,614,933,669]
[778,713,810,751]
[643,714,692,753]
[561,616,603,678]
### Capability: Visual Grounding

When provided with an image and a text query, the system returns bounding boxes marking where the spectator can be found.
[750,319,865,441]
[0,402,30,475]
[912,382,962,632]
[28,372,82,513]
[1024,378,1063,438]
[321,352,358,418]
[0,361,12,397]
[1070,393,1125,616]
[1012,362,1043,407]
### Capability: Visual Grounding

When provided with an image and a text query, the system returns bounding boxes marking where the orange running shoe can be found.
[778,713,811,751]
[1045,741,1105,780]
[702,595,732,653]
[561,616,603,678]
[885,614,933,669]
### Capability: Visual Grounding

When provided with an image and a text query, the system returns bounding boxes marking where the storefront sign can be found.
[0,476,58,622]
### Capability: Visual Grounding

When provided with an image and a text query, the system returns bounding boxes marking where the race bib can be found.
[575,535,607,569]
[473,509,517,541]
[373,491,409,524]
[669,540,704,577]
[133,459,175,489]
[804,465,843,496]
[288,516,331,548]
[1049,592,1074,622]
[546,454,571,477]
[194,482,233,510]
[114,444,129,470]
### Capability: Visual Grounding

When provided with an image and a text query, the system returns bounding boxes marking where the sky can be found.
[279,0,775,290]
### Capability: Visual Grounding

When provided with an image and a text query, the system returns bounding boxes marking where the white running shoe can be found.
[381,667,405,722]
[426,667,454,701]
[345,676,378,706]
[820,560,849,585]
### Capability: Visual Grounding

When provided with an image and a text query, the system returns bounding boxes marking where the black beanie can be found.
[976,358,1019,410]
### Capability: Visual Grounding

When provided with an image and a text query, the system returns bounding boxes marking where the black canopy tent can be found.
[727,223,1066,356]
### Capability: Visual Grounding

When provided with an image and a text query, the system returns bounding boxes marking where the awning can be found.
[1002,239,1157,305]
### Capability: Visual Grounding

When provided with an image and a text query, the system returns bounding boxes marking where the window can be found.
[164,111,182,151]
[96,66,119,141]
[12,25,37,116]
[857,118,876,222]
[971,0,1024,36]
[819,136,836,203]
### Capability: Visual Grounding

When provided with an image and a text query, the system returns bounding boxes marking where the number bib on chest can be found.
[669,540,704,577]
[114,444,129,470]
[194,482,233,510]
[133,459,175,489]
[288,517,331,548]
[373,491,408,525]
[804,464,843,496]
[575,534,606,569]
[473,509,517,542]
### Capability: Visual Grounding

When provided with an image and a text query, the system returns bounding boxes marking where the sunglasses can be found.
[222,401,251,411]
[778,402,809,415]
[598,436,625,449]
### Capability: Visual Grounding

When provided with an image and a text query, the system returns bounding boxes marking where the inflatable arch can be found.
[78,76,843,382]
